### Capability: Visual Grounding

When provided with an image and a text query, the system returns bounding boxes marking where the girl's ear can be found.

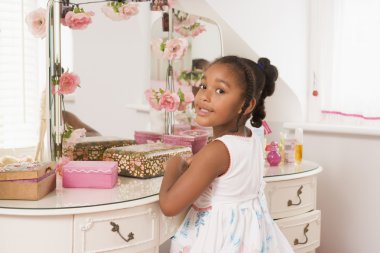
[239,98,256,115]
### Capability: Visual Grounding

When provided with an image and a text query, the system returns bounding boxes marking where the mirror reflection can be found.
[52,3,222,159]
[149,8,222,132]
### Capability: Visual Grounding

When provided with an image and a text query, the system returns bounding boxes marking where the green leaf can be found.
[160,42,166,52]
[177,88,185,102]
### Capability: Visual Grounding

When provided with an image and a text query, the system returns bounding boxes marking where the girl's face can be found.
[194,63,246,133]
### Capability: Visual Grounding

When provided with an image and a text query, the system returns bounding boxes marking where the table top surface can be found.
[0,160,321,213]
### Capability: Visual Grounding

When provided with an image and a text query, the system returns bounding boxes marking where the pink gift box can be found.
[62,161,118,189]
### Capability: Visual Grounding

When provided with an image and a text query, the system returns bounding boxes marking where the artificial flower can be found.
[145,88,194,112]
[25,8,47,38]
[119,3,139,19]
[162,38,188,60]
[173,11,206,38]
[57,71,81,95]
[159,91,180,112]
[62,6,94,30]
[151,37,188,60]
[177,69,203,87]
[144,89,162,110]
[102,1,139,21]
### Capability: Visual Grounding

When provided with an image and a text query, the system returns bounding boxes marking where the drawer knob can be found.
[110,221,135,243]
[287,185,303,206]
[294,223,309,245]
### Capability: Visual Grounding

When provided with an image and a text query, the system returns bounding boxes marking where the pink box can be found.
[179,130,209,154]
[162,134,195,151]
[134,131,162,144]
[62,161,118,189]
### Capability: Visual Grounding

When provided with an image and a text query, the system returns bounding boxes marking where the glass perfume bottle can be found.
[267,141,281,166]
[295,128,303,164]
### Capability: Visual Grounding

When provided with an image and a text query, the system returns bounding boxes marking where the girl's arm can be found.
[159,140,229,216]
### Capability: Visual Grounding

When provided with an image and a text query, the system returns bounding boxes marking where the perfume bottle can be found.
[267,141,281,166]
[295,128,303,164]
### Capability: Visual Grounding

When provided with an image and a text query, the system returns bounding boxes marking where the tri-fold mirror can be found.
[48,0,223,160]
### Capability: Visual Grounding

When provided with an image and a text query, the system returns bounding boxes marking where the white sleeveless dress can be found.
[170,134,294,253]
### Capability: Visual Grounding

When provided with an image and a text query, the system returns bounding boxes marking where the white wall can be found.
[302,131,380,253]
[64,2,151,138]
[178,1,380,253]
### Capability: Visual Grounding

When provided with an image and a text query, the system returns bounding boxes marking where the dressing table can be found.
[0,160,321,253]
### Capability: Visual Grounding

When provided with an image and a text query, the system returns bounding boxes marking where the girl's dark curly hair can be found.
[211,56,278,129]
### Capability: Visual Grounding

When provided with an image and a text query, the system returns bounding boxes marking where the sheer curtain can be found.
[0,0,45,156]
[310,0,380,126]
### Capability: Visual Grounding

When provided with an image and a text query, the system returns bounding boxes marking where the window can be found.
[0,0,45,152]
[309,0,380,126]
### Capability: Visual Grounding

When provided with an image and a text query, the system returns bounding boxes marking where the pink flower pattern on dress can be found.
[25,8,47,38]
[57,72,81,95]
[63,11,95,30]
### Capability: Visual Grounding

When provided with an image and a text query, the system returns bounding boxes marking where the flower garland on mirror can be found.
[101,1,139,21]
[145,88,194,112]
[25,8,47,38]
[52,69,81,95]
[151,37,188,60]
[176,69,203,87]
[61,5,95,29]
[25,0,143,37]
[173,10,206,38]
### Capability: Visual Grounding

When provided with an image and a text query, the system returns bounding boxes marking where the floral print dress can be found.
[170,134,294,253]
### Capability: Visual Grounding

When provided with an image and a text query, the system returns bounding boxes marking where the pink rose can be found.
[178,92,194,111]
[159,91,180,112]
[101,5,123,21]
[145,89,162,110]
[191,25,206,37]
[25,8,47,38]
[58,72,80,95]
[66,128,86,146]
[163,38,188,60]
[64,11,94,30]
[119,3,139,19]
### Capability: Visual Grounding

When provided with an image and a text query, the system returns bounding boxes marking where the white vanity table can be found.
[0,160,321,253]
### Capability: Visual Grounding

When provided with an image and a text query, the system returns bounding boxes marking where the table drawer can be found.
[73,204,159,253]
[265,175,317,219]
[275,210,321,253]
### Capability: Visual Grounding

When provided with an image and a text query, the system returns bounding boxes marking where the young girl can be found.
[159,56,294,252]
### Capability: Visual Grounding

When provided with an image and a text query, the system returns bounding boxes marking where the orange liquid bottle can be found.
[295,128,303,164]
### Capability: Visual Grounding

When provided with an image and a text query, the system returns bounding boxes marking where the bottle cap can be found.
[295,128,303,144]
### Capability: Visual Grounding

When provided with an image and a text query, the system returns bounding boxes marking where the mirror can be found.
[48,2,223,160]
[149,8,223,132]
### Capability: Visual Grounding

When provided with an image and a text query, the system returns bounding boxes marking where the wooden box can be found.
[0,161,56,200]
